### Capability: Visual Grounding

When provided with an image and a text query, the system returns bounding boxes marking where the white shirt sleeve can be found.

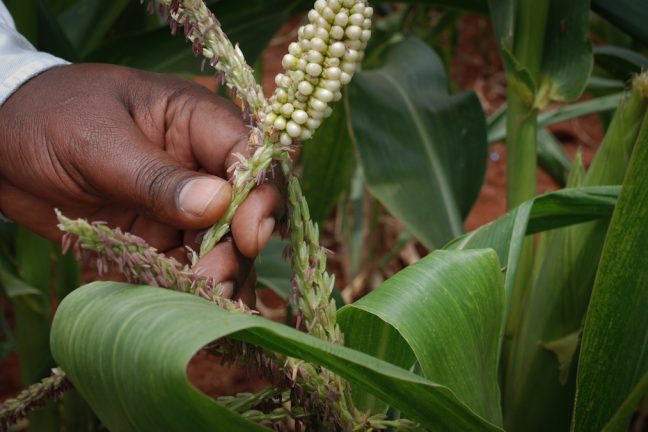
[0,1,70,106]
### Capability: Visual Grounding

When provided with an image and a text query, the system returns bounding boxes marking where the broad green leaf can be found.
[52,282,504,431]
[339,249,505,426]
[572,104,648,432]
[87,27,203,74]
[445,186,619,306]
[539,0,593,103]
[488,0,593,105]
[301,100,356,223]
[394,0,488,13]
[58,0,130,56]
[505,82,647,431]
[348,36,488,249]
[34,0,79,61]
[255,238,291,298]
[592,0,648,46]
[87,0,302,73]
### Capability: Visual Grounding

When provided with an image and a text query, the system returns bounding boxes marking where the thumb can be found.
[78,127,231,229]
[176,176,232,227]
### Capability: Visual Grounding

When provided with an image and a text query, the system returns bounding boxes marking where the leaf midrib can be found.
[376,70,463,237]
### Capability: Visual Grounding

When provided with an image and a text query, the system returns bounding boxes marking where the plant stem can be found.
[503,0,550,385]
[506,0,549,209]
[505,95,538,209]
[11,229,58,431]
[0,368,69,430]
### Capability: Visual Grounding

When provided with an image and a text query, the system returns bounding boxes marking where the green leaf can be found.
[255,238,291,298]
[539,329,581,386]
[592,0,648,46]
[538,0,593,103]
[572,105,648,432]
[0,268,46,304]
[348,36,488,249]
[536,128,571,187]
[58,0,131,56]
[13,228,58,431]
[52,282,503,431]
[445,186,619,306]
[301,100,356,223]
[602,371,648,432]
[34,0,79,61]
[594,46,648,82]
[538,93,623,128]
[393,0,489,13]
[487,93,623,143]
[339,249,505,426]
[4,0,38,42]
[87,0,301,73]
[504,83,647,431]
[488,0,593,105]
[86,27,203,73]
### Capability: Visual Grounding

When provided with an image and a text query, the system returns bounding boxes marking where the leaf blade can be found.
[339,249,505,426]
[52,282,503,431]
[348,36,487,249]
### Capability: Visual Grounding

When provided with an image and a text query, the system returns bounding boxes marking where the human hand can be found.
[0,63,284,306]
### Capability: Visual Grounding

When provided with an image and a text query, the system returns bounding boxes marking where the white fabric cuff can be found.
[0,2,69,106]
[0,53,69,106]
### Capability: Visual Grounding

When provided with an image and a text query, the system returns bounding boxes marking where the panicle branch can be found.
[0,368,70,430]
[56,210,250,313]
[156,0,266,122]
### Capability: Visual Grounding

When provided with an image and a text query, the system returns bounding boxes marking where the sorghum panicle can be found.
[50,0,390,429]
[56,210,250,313]
[265,0,373,147]
[157,0,266,122]
[199,0,372,256]
[0,368,70,430]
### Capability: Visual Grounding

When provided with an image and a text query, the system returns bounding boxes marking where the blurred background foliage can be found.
[1,0,647,431]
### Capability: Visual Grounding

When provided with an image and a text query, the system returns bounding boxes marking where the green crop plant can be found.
[1,0,648,431]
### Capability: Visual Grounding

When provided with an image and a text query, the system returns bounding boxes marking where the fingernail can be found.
[218,280,236,298]
[179,178,224,217]
[257,217,275,250]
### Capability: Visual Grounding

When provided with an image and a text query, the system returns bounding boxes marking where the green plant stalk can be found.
[12,228,58,432]
[281,156,357,429]
[506,0,550,208]
[503,0,550,370]
[504,76,648,431]
[505,97,539,210]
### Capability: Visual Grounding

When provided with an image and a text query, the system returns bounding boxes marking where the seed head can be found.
[266,0,372,145]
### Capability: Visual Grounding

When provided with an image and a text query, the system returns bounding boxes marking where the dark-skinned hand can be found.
[0,63,285,307]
